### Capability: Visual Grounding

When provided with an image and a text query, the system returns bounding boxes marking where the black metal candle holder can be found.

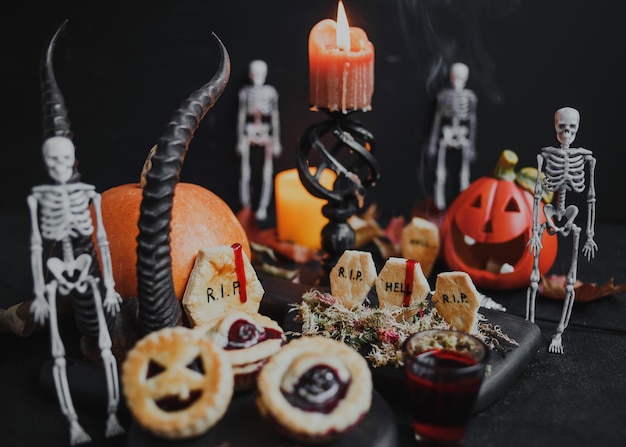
[297,110,380,281]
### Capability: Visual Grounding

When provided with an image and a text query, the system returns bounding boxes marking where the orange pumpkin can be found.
[97,182,250,301]
[440,150,558,290]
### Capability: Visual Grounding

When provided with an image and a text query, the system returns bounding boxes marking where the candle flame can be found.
[336,1,350,51]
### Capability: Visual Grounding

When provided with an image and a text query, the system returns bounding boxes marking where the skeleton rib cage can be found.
[541,147,592,194]
[32,183,95,242]
[438,88,476,122]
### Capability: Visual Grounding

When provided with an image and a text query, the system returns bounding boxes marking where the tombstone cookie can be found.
[401,216,440,277]
[329,250,377,308]
[375,257,431,320]
[431,271,480,333]
[183,244,264,326]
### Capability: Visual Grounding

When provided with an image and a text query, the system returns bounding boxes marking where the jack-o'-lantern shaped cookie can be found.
[256,336,372,443]
[121,327,234,440]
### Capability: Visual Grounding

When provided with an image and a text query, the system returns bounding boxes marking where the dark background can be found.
[3,0,625,223]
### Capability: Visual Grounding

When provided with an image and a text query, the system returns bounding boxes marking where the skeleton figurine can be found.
[28,21,124,444]
[237,59,282,221]
[526,107,597,354]
[427,62,477,210]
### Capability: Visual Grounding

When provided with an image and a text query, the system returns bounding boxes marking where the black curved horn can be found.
[40,19,72,141]
[136,33,230,334]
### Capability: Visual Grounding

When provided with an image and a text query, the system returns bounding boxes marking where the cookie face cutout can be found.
[122,327,234,440]
[256,336,372,443]
[183,244,264,326]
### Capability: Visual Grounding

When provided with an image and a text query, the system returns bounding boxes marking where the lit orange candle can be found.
[309,1,374,113]
[275,168,337,250]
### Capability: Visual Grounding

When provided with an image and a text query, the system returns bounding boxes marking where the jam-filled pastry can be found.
[121,327,234,440]
[202,311,287,390]
[256,336,372,443]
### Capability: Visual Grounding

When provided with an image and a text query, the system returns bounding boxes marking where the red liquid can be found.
[405,349,483,445]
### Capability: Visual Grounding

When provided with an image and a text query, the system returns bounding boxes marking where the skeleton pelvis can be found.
[47,254,92,294]
[544,204,578,235]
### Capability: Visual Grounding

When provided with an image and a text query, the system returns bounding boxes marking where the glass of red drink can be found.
[403,329,489,446]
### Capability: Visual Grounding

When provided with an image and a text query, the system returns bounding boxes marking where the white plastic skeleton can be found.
[526,107,597,354]
[427,62,477,210]
[237,59,282,221]
[28,136,124,444]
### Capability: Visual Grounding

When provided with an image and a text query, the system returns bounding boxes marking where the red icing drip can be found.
[403,259,418,307]
[232,243,248,303]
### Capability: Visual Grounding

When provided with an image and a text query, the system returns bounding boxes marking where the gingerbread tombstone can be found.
[375,257,431,320]
[401,217,440,277]
[182,244,264,326]
[431,271,481,333]
[329,250,377,308]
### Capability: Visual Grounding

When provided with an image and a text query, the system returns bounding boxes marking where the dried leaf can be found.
[538,274,626,302]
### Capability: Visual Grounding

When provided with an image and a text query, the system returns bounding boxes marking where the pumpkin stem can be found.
[490,149,518,181]
[139,145,157,188]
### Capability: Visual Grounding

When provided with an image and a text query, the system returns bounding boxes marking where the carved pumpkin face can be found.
[440,150,558,290]
[121,327,234,440]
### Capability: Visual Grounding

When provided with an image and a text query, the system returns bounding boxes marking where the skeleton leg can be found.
[526,225,545,323]
[47,282,91,445]
[434,139,448,210]
[549,225,581,354]
[239,143,251,208]
[89,277,124,437]
[256,144,274,221]
[460,142,471,191]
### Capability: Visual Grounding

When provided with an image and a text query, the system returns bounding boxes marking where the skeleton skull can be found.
[42,136,75,183]
[450,62,469,91]
[554,107,580,148]
[249,60,268,87]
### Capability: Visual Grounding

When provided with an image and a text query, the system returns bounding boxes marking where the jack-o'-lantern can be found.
[440,150,558,290]
[121,327,234,439]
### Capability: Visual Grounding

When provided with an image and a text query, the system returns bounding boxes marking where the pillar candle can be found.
[309,1,374,113]
[275,168,336,250]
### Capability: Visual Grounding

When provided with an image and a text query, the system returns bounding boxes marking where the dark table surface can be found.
[2,208,626,447]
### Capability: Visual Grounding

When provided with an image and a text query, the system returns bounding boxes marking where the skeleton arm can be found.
[582,154,598,260]
[528,153,545,255]
[236,88,249,156]
[27,194,49,323]
[90,191,121,315]
[270,88,282,157]
[467,93,478,161]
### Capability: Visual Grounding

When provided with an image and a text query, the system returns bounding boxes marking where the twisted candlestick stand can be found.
[296,110,380,281]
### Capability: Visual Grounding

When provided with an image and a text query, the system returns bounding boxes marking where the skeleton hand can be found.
[30,295,50,324]
[236,139,248,156]
[103,288,122,316]
[527,233,543,256]
[582,237,598,261]
[271,139,282,157]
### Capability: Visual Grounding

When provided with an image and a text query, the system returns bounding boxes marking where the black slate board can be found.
[260,275,542,413]
[366,307,542,412]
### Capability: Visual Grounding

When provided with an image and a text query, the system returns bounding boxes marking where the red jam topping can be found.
[225,318,284,350]
[284,365,349,413]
